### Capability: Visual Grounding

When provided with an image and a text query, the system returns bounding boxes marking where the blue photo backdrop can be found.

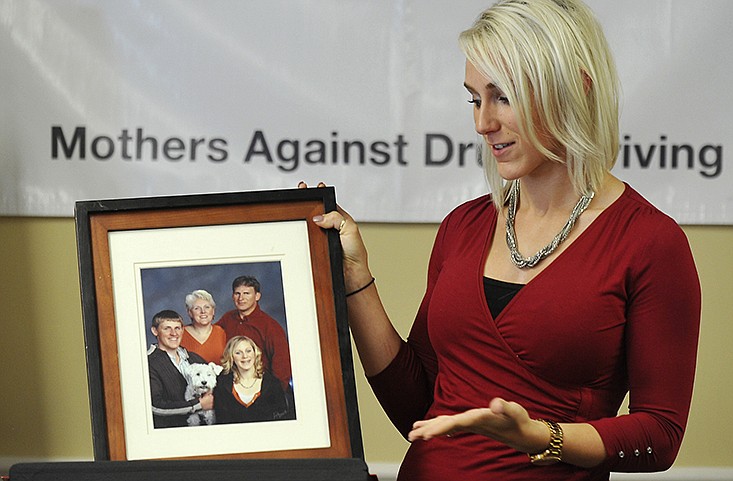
[140,261,287,346]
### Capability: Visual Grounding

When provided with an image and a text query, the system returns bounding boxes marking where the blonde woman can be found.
[214,336,293,423]
[308,0,700,478]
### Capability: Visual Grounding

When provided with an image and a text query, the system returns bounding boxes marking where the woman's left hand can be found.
[408,397,549,454]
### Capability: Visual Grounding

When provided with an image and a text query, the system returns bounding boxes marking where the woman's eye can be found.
[467,98,481,108]
[494,92,510,105]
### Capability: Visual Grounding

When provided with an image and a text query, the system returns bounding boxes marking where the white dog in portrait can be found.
[182,362,223,426]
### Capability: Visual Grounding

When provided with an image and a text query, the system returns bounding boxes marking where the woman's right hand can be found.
[298,182,373,291]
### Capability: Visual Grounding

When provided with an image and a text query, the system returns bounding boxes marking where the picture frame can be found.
[75,187,363,462]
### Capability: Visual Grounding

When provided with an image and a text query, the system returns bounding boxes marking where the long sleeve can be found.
[589,214,701,471]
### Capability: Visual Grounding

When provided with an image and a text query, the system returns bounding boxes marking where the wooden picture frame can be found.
[75,187,363,462]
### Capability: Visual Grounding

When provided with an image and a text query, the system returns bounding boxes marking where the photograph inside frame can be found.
[140,260,296,427]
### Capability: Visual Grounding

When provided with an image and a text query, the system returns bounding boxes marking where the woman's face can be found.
[232,340,256,373]
[188,297,215,327]
[464,61,556,181]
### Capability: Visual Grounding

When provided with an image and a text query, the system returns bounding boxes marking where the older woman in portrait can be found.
[214,336,294,424]
[180,289,227,364]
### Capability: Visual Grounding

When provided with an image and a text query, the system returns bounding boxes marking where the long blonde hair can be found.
[459,0,620,208]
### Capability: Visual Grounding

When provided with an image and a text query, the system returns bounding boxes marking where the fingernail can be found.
[312,215,324,222]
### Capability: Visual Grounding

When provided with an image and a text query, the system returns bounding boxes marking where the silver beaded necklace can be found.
[505,180,595,269]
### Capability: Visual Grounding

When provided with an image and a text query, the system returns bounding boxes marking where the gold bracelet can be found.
[345,277,375,297]
[528,419,564,465]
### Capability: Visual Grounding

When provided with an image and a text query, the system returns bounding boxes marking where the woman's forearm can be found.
[343,269,403,376]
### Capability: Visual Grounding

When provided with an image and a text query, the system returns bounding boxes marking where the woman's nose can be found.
[475,105,500,135]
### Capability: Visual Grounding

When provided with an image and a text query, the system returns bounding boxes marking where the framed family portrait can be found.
[75,187,363,462]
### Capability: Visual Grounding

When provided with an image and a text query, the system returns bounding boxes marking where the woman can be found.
[307,0,701,479]
[180,289,227,364]
[214,336,293,424]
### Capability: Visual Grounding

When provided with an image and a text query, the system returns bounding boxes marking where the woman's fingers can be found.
[312,211,347,232]
[407,402,530,445]
[297,181,327,188]
[298,182,368,277]
[297,181,353,221]
[408,415,459,441]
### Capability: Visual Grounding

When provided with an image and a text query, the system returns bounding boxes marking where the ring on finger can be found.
[338,219,347,233]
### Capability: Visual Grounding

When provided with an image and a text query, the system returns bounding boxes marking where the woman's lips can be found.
[491,142,515,157]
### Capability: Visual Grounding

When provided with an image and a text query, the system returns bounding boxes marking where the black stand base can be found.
[9,458,376,481]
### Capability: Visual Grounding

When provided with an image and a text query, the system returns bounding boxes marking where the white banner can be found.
[1,0,730,223]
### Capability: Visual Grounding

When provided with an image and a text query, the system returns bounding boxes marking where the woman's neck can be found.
[236,369,256,382]
[513,173,581,218]
[186,323,213,342]
[236,371,259,390]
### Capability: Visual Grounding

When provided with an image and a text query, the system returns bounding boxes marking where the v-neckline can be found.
[480,183,629,319]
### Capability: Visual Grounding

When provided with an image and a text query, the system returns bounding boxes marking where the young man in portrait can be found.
[148,309,212,428]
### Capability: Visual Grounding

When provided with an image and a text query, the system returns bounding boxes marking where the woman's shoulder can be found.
[610,184,685,232]
[261,371,284,389]
[441,193,496,227]
[432,193,496,241]
[603,183,693,256]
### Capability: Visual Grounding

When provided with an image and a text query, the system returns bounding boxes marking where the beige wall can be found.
[0,217,731,469]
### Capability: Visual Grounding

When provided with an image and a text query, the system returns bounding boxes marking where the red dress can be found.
[369,185,701,480]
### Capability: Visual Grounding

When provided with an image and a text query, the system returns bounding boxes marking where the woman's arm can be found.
[304,182,437,435]
[305,182,403,376]
[589,218,701,471]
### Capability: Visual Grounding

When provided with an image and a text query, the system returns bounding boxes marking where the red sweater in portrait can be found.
[180,324,227,365]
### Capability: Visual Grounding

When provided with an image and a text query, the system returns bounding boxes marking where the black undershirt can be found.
[483,276,525,319]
